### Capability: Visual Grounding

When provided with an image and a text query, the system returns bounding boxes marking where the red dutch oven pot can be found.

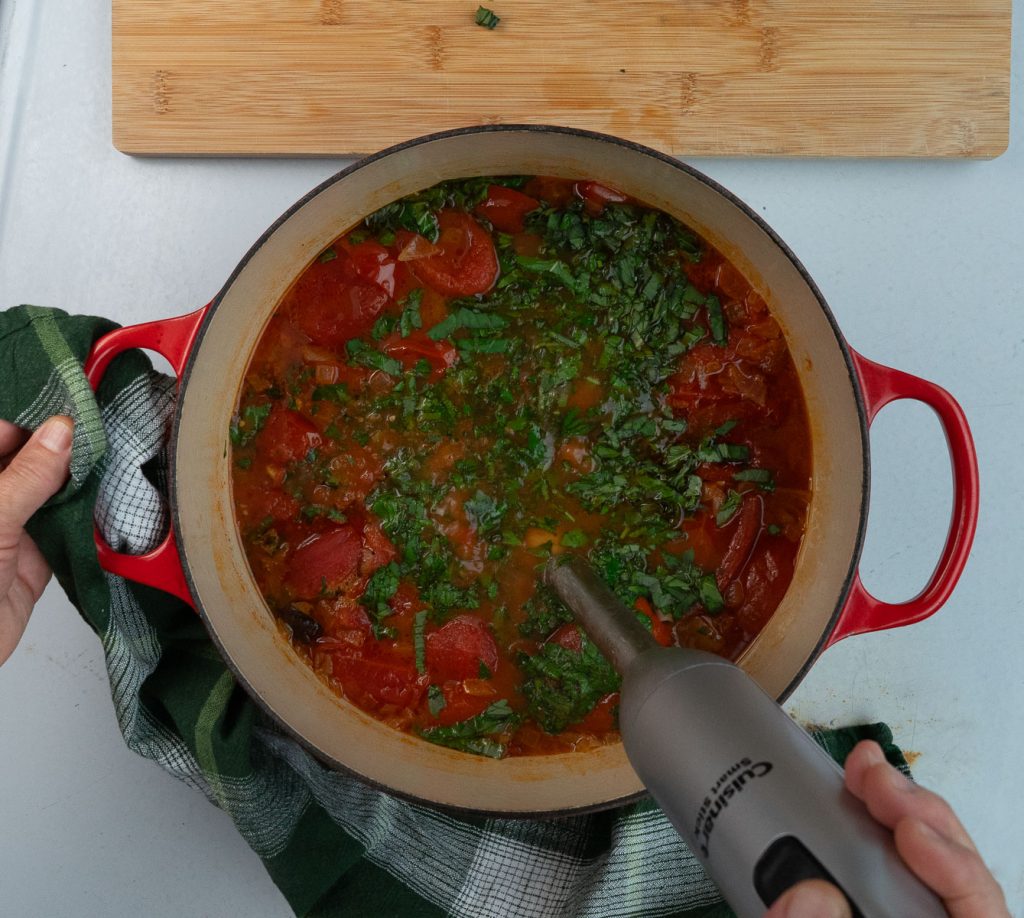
[84,126,978,816]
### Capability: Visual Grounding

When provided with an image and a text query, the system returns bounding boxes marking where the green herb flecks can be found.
[474,6,500,29]
[361,562,401,638]
[716,490,743,527]
[420,700,518,757]
[414,610,428,674]
[229,403,271,447]
[519,635,620,734]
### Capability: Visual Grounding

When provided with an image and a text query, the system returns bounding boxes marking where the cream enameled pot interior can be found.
[174,128,865,814]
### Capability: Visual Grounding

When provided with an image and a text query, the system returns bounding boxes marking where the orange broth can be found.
[230,177,811,758]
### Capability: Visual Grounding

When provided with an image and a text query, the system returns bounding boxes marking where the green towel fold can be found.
[0,304,911,918]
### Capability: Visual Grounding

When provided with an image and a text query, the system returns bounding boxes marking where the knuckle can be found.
[0,446,64,530]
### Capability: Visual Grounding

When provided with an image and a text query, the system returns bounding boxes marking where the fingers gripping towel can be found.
[0,305,913,918]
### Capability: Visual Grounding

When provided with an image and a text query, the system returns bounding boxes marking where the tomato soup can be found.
[230,177,811,758]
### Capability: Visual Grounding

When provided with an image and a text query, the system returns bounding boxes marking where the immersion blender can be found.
[543,556,944,917]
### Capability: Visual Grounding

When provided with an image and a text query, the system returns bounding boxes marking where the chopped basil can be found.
[464,490,507,537]
[519,635,619,734]
[414,610,428,674]
[733,468,775,491]
[560,407,591,439]
[560,529,588,549]
[716,490,744,527]
[399,289,424,338]
[427,684,446,717]
[474,5,500,28]
[706,294,728,346]
[428,307,507,341]
[300,505,347,523]
[366,200,440,243]
[420,700,518,758]
[346,339,403,376]
[361,563,401,638]
[229,403,271,446]
[318,248,338,264]
[312,383,349,404]
[458,337,512,355]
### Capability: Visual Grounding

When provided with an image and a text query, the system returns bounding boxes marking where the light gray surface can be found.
[0,1,1021,915]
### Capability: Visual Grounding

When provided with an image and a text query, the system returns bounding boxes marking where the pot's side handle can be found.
[826,349,979,647]
[83,306,211,608]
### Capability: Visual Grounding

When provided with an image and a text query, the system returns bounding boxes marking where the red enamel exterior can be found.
[83,305,210,608]
[824,349,980,647]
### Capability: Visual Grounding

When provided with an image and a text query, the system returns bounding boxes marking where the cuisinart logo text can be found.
[693,758,773,857]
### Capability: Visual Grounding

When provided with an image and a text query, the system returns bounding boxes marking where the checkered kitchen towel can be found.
[0,305,913,917]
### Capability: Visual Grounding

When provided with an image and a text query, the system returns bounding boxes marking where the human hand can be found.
[764,740,1009,917]
[0,416,73,666]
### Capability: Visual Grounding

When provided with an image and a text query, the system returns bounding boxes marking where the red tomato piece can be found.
[548,623,583,652]
[575,181,628,215]
[634,597,674,647]
[575,692,619,734]
[339,240,397,297]
[333,655,427,711]
[291,282,390,349]
[243,488,300,526]
[285,524,363,599]
[717,493,763,591]
[410,211,499,297]
[394,231,442,263]
[426,614,499,682]
[361,518,397,576]
[434,683,496,726]
[381,331,459,379]
[473,184,540,234]
[257,409,322,465]
[737,540,797,637]
[287,248,358,306]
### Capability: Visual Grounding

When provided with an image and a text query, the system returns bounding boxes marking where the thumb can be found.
[764,879,852,918]
[0,417,74,536]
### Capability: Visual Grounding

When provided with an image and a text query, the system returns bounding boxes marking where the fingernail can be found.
[883,763,914,793]
[777,882,852,918]
[37,416,73,453]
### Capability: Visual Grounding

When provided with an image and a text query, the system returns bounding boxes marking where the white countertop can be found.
[1,2,1022,914]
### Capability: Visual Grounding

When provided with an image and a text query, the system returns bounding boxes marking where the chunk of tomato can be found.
[257,409,322,465]
[361,517,397,576]
[575,181,628,215]
[285,524,363,599]
[575,692,619,734]
[291,282,390,349]
[410,211,499,297]
[634,597,674,647]
[717,492,763,590]
[333,654,427,711]
[473,184,540,234]
[548,623,583,652]
[433,683,497,726]
[338,240,397,297]
[425,614,499,682]
[380,331,458,379]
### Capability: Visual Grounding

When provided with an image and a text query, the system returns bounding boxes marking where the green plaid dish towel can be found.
[0,305,913,918]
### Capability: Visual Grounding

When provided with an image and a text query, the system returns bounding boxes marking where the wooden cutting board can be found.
[112,0,1010,158]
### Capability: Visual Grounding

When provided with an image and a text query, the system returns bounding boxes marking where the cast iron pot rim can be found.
[167,123,871,819]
